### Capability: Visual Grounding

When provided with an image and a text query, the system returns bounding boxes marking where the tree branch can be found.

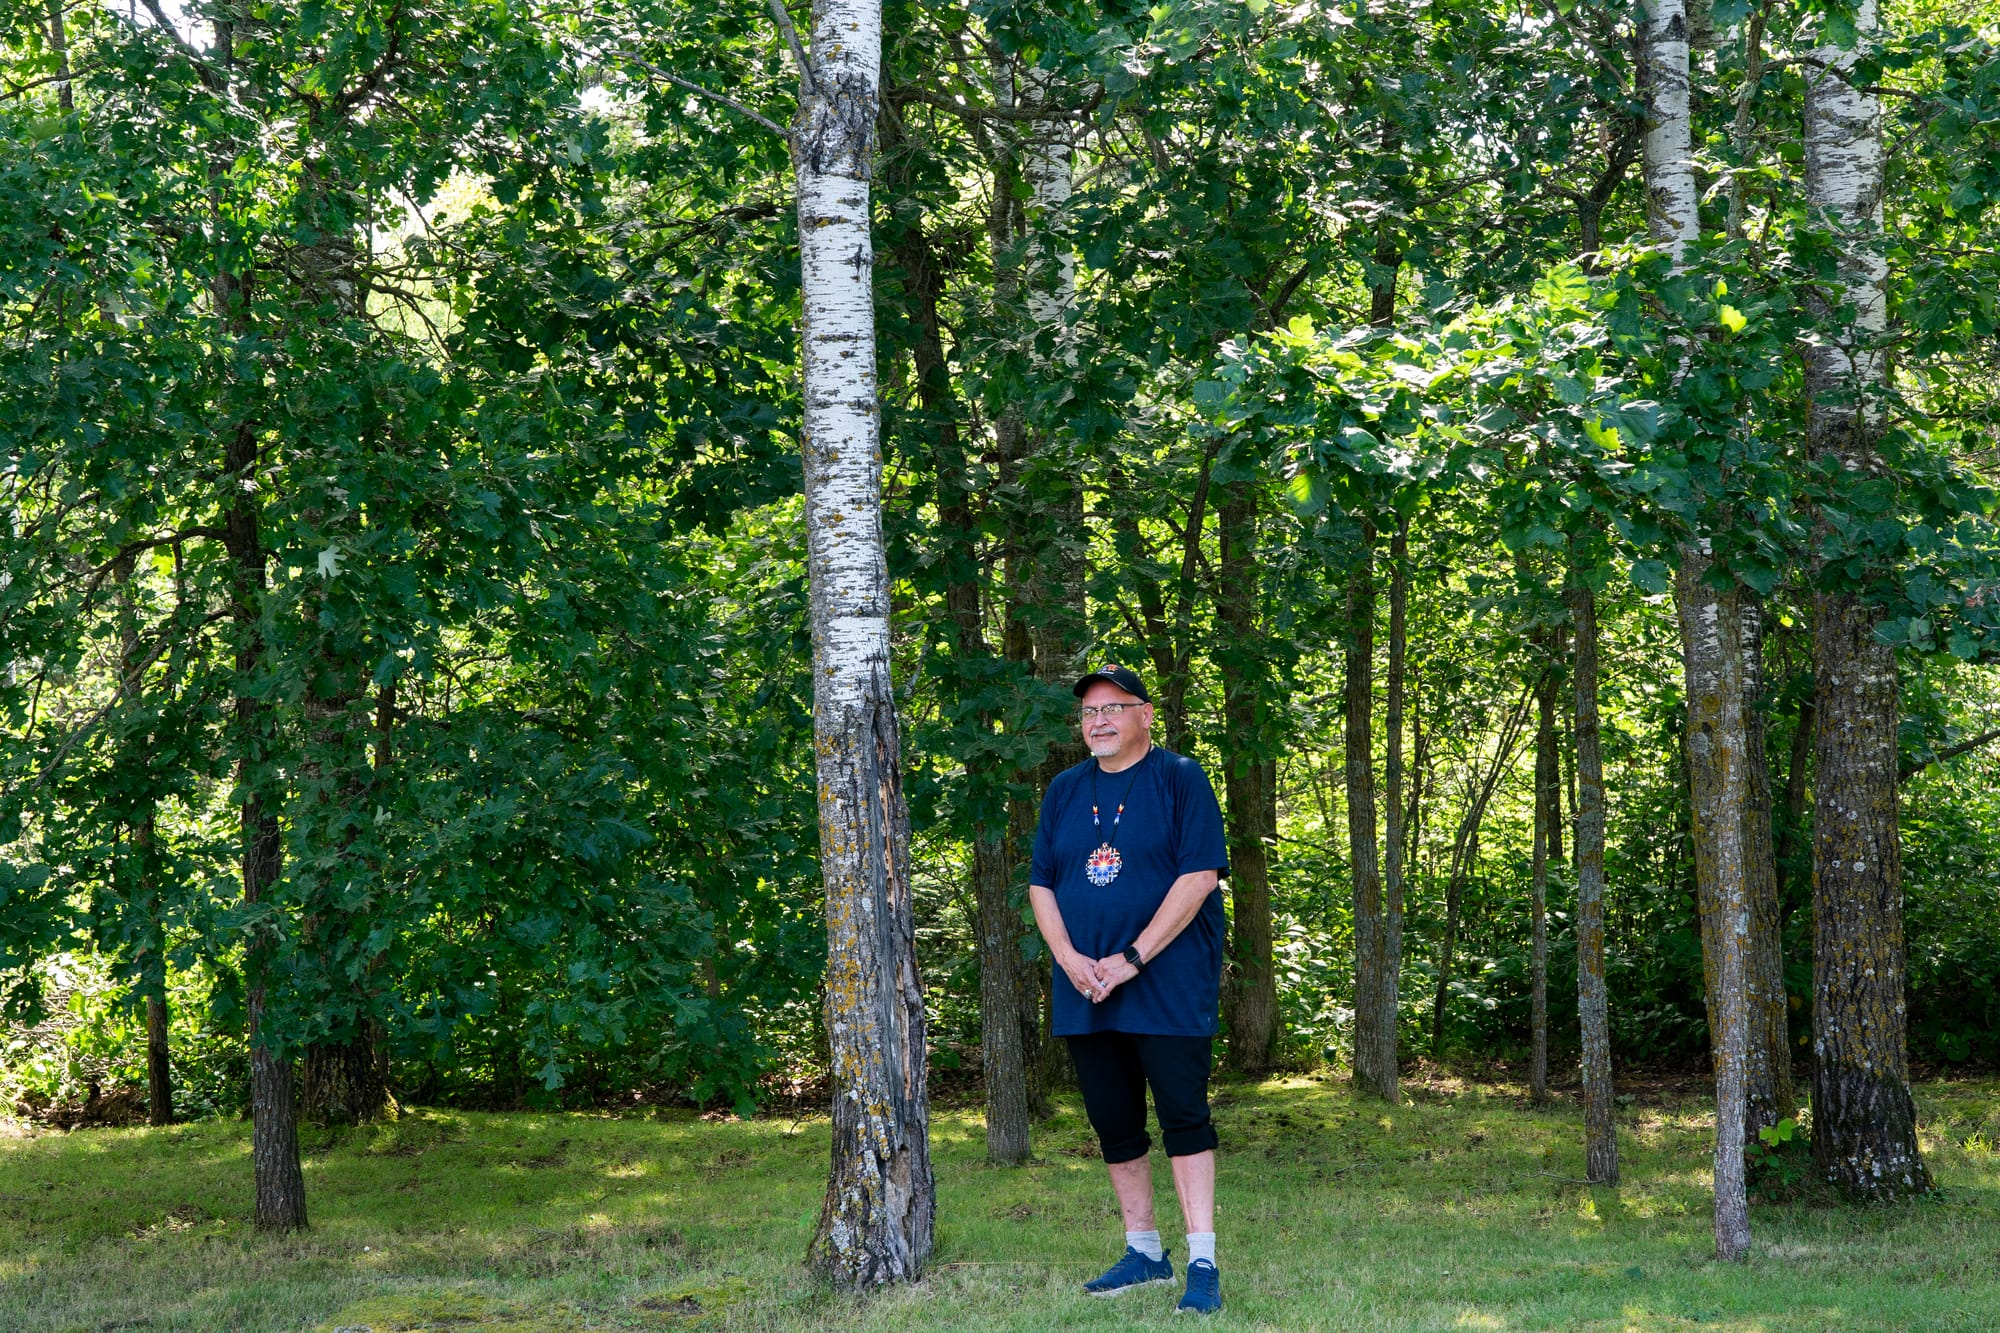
[1901,726,2000,781]
[2,68,86,101]
[897,87,1098,123]
[334,0,409,112]
[765,0,814,94]
[3,607,232,806]
[130,0,222,90]
[620,55,788,139]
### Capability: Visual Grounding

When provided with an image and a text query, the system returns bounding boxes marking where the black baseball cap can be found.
[1071,662,1151,702]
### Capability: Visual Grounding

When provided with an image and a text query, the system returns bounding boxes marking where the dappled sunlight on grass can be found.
[0,1075,1995,1329]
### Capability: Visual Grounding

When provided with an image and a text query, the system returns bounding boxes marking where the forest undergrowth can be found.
[0,1073,1994,1332]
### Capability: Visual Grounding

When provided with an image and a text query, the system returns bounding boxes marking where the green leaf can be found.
[1718,305,1747,335]
[1286,470,1328,516]
[1629,559,1671,595]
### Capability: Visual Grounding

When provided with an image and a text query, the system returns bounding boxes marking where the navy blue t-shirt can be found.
[1030,746,1230,1037]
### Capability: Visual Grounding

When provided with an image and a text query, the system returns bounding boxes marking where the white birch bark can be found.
[786,0,934,1286]
[1020,67,1076,366]
[1641,0,1699,260]
[1804,0,1887,411]
[1016,63,1088,729]
[1676,550,1753,1261]
[1642,0,1752,1255]
[1804,0,1929,1202]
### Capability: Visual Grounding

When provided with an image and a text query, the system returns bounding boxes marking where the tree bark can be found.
[115,558,173,1128]
[301,1034,386,1129]
[1809,594,1928,1199]
[1570,577,1619,1186]
[1353,519,1408,1099]
[1018,64,1085,1112]
[296,682,388,1129]
[47,0,72,113]
[1218,488,1279,1073]
[1531,636,1559,1105]
[224,406,305,1229]
[1738,599,1794,1134]
[1675,549,1752,1261]
[886,134,1031,1163]
[1803,0,1929,1203]
[210,9,305,1227]
[1645,0,1753,1254]
[146,989,171,1126]
[1777,692,1813,900]
[1345,524,1389,1091]
[791,0,934,1283]
[1640,0,1699,263]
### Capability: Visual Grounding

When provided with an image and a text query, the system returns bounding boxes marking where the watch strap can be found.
[1122,945,1145,972]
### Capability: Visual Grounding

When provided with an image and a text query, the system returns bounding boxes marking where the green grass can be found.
[1,1072,1996,1331]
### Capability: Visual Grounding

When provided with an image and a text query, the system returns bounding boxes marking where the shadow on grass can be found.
[0,1076,1994,1331]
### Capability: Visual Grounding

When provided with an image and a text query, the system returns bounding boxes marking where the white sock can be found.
[1126,1229,1165,1261]
[1186,1232,1216,1267]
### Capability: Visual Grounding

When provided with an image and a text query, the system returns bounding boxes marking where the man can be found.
[1028,662,1230,1315]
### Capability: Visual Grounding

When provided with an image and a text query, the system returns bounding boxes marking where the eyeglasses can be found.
[1079,703,1140,721]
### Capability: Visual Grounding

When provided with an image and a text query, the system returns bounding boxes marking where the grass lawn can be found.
[1,1070,1995,1331]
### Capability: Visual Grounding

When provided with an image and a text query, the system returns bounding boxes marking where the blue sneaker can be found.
[1083,1245,1173,1296]
[1176,1259,1222,1314]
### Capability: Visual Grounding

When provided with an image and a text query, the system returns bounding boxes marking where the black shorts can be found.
[1065,1032,1218,1164]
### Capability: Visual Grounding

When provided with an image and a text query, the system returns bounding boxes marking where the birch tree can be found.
[1642,0,1752,1257]
[781,0,936,1284]
[1802,0,1929,1202]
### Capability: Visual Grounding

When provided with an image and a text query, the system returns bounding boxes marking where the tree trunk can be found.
[1430,691,1529,1060]
[1218,488,1279,1073]
[1429,827,1473,1061]
[242,795,304,1230]
[115,559,173,1128]
[1354,519,1407,1099]
[1738,599,1794,1134]
[1531,644,1558,1105]
[1675,548,1752,1261]
[1645,0,1751,1253]
[295,686,388,1130]
[1369,221,1400,329]
[227,407,305,1230]
[1021,66,1085,1113]
[1809,595,1928,1199]
[1777,693,1813,901]
[1345,525,1389,1091]
[972,832,1031,1160]
[1640,0,1699,262]
[210,11,306,1223]
[791,0,933,1283]
[47,0,72,113]
[888,152,1030,1163]
[146,987,171,1126]
[1803,0,1928,1203]
[1570,576,1619,1186]
[300,1033,386,1129]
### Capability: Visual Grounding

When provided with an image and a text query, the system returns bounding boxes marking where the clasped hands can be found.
[1059,948,1141,1004]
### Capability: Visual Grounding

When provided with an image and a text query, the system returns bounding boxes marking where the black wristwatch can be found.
[1122,945,1146,973]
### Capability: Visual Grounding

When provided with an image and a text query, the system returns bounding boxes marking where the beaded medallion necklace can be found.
[1085,756,1146,887]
